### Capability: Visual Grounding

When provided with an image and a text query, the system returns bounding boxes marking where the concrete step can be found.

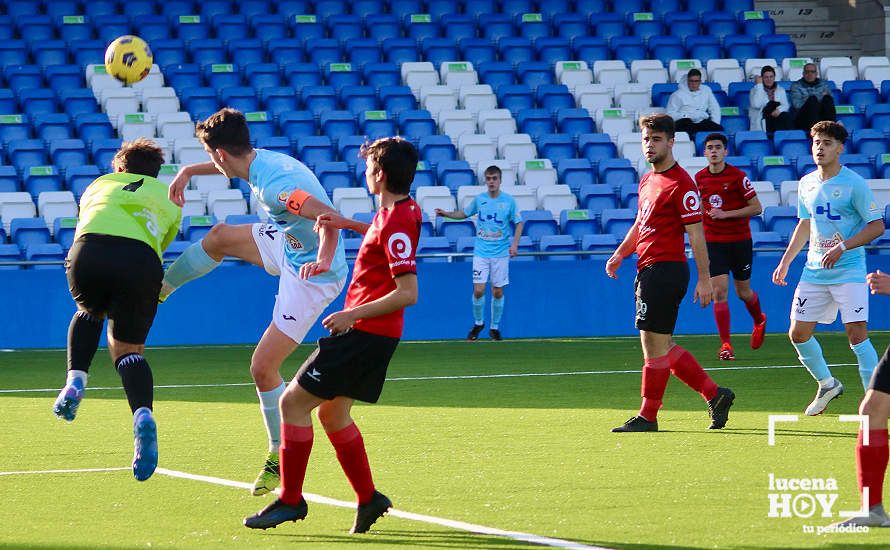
[796,44,862,61]
[777,25,849,45]
[758,2,831,25]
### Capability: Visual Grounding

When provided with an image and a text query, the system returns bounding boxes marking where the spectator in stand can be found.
[666,68,723,139]
[790,63,836,132]
[749,65,794,134]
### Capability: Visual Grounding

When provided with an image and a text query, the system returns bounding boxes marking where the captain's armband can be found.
[285,189,313,215]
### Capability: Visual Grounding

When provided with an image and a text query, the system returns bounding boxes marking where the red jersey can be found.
[694,164,757,242]
[346,197,422,338]
[636,163,703,271]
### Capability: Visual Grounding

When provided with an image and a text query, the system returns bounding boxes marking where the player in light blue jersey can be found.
[161,109,348,495]
[436,165,523,340]
[773,121,884,415]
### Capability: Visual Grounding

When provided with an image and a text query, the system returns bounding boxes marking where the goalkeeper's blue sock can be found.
[472,295,485,326]
[792,336,832,382]
[491,296,504,330]
[258,381,286,452]
[851,338,879,390]
[161,240,221,298]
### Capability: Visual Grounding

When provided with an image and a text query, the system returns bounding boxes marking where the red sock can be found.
[279,423,313,506]
[668,345,718,401]
[713,301,731,345]
[639,354,671,421]
[857,429,889,507]
[327,422,375,504]
[744,292,765,324]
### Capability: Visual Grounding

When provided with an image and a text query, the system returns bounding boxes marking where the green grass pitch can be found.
[2,333,890,549]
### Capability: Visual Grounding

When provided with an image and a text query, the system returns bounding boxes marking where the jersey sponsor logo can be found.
[796,297,807,307]
[257,225,278,239]
[277,191,289,203]
[285,233,304,250]
[306,367,322,381]
[387,232,413,259]
[709,194,723,208]
[742,177,752,191]
[636,301,648,321]
[282,314,297,321]
[814,203,841,221]
[132,207,160,237]
[683,190,701,212]
[871,201,880,213]
[854,306,864,313]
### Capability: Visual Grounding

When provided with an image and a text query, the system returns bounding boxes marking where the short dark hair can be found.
[687,68,702,80]
[195,108,252,156]
[810,120,848,143]
[703,133,728,147]
[360,137,418,194]
[639,113,675,139]
[760,65,776,77]
[112,138,164,178]
[484,165,502,177]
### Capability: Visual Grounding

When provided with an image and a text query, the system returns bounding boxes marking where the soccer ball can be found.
[104,35,153,85]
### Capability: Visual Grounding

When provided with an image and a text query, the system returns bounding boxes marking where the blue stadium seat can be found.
[538,134,576,166]
[455,235,475,256]
[590,13,625,42]
[379,85,417,116]
[556,108,595,135]
[83,0,118,18]
[578,134,618,165]
[411,161,435,189]
[0,165,20,192]
[220,86,259,113]
[773,130,809,160]
[403,13,439,43]
[578,183,620,213]
[759,34,796,61]
[93,15,131,43]
[427,0,460,19]
[751,231,784,258]
[327,14,363,44]
[561,209,601,242]
[651,83,679,108]
[363,63,401,90]
[359,111,396,141]
[31,40,68,66]
[727,81,755,111]
[339,85,379,113]
[537,85,575,114]
[877,154,890,180]
[436,160,476,192]
[516,13,551,43]
[289,15,326,45]
[313,0,348,20]
[150,38,186,67]
[843,80,880,113]
[24,166,62,200]
[851,129,888,159]
[479,14,514,43]
[245,63,284,91]
[611,36,647,67]
[345,39,382,69]
[686,35,723,65]
[0,90,14,116]
[244,111,277,142]
[553,13,588,41]
[325,63,362,89]
[701,11,738,40]
[758,157,796,187]
[417,236,453,262]
[441,14,477,42]
[204,63,241,90]
[180,88,220,120]
[398,110,437,141]
[539,234,579,261]
[319,111,358,144]
[418,210,434,238]
[462,0,497,19]
[249,15,288,42]
[422,38,460,69]
[630,17,664,43]
[56,15,94,42]
[138,15,173,43]
[255,136,292,156]
[866,104,890,132]
[66,165,100,201]
[517,61,554,91]
[763,206,798,240]
[723,35,761,65]
[0,40,28,66]
[840,153,876,179]
[598,159,637,188]
[182,215,218,242]
[516,109,555,139]
[796,156,817,178]
[34,114,73,142]
[295,136,335,168]
[382,38,418,65]
[559,161,597,192]
[189,39,228,68]
[269,41,306,68]
[11,218,51,251]
[283,62,322,89]
[750,216,766,233]
[16,15,54,43]
[725,155,757,181]
[437,218,476,245]
[581,233,618,253]
[213,14,250,41]
[498,37,535,67]
[650,0,682,18]
[7,139,47,174]
[521,210,559,244]
[316,162,353,196]
[419,135,458,167]
[647,36,685,66]
[49,139,88,173]
[90,138,123,172]
[26,243,65,269]
[494,84,533,117]
[741,11,776,38]
[365,14,401,43]
[619,182,640,209]
[571,36,610,63]
[301,86,338,117]
[455,39,494,70]
[44,65,84,91]
[343,237,363,257]
[601,208,637,239]
[734,131,772,159]
[478,61,516,92]
[278,111,317,140]
[165,64,203,92]
[53,216,78,250]
[228,38,265,67]
[0,114,31,145]
[241,0,272,19]
[5,65,43,93]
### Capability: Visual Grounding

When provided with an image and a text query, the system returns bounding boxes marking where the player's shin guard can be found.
[279,423,313,506]
[713,301,731,345]
[258,382,286,452]
[639,355,671,421]
[743,291,764,324]
[68,310,102,373]
[115,353,153,413]
[161,240,221,296]
[472,295,484,325]
[852,339,879,390]
[327,422,375,504]
[668,345,718,401]
[792,336,832,382]
[857,429,889,507]
[491,297,504,330]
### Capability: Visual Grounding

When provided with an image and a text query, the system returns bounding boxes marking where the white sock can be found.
[257,381,286,453]
[67,369,88,387]
[818,377,836,389]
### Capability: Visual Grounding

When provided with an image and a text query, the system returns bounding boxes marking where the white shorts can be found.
[472,255,510,287]
[790,281,869,324]
[252,223,346,343]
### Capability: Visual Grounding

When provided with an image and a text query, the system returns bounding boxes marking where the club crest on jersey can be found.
[709,194,723,208]
[742,177,752,191]
[278,191,289,203]
[387,232,413,259]
[285,233,304,250]
[832,189,842,198]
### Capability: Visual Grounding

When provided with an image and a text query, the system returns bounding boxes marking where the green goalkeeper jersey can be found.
[75,172,182,259]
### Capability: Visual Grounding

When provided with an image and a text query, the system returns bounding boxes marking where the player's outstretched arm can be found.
[868,270,890,295]
[314,212,371,235]
[773,219,810,285]
[434,208,467,219]
[606,219,639,279]
[686,222,713,307]
[322,273,419,333]
[168,162,220,206]
[821,219,884,269]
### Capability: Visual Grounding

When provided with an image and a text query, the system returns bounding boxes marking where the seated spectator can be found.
[666,68,723,138]
[790,62,836,132]
[749,65,794,134]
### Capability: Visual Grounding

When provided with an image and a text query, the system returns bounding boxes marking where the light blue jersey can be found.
[798,166,882,284]
[464,192,521,258]
[248,149,347,283]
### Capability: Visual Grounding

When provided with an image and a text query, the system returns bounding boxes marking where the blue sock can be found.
[472,295,485,325]
[491,296,504,330]
[258,381,286,452]
[851,338,879,390]
[161,240,221,296]
[792,337,832,382]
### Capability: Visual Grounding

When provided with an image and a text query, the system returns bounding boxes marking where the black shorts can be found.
[870,345,890,394]
[707,239,753,280]
[65,234,163,344]
[296,329,400,403]
[634,261,690,335]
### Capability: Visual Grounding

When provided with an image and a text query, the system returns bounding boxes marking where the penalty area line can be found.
[154,468,609,550]
[0,363,858,393]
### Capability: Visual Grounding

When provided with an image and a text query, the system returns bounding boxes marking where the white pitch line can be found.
[155,468,608,550]
[0,363,858,394]
[0,467,129,476]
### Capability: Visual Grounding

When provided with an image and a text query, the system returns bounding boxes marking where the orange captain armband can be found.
[285,189,313,215]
